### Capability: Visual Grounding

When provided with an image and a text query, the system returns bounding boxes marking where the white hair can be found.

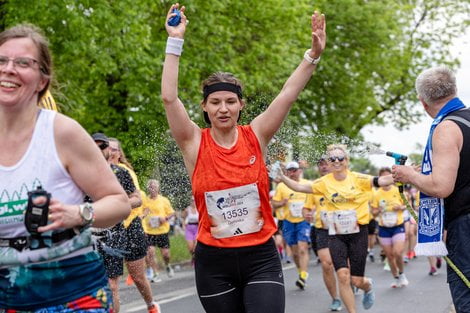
[415,66,457,105]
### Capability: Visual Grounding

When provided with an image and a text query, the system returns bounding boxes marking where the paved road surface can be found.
[120,249,454,313]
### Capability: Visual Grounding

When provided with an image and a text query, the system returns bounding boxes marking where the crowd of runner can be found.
[2,2,468,313]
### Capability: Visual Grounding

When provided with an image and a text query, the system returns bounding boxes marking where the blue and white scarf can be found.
[415,97,465,256]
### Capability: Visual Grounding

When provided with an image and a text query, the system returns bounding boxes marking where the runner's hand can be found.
[165,3,188,39]
[37,198,83,232]
[310,11,326,58]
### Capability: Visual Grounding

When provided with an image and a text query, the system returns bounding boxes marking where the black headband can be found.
[203,82,243,99]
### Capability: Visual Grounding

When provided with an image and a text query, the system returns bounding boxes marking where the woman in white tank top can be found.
[0,24,130,311]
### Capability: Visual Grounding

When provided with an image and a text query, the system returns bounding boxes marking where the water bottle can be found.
[269,161,281,180]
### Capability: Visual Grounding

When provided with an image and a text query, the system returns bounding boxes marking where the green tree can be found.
[1,0,468,183]
[349,157,378,175]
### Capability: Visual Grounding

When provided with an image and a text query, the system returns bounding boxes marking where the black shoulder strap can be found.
[443,115,470,129]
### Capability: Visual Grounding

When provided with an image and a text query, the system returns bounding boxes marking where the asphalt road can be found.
[120,248,454,313]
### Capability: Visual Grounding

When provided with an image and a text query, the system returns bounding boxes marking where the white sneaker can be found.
[398,273,409,287]
[150,273,162,283]
[391,277,400,288]
[383,260,391,271]
[166,265,175,278]
[146,267,154,280]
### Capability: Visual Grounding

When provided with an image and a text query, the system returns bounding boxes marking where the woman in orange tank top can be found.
[161,3,326,312]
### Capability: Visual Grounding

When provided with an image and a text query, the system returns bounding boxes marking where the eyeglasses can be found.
[97,142,109,150]
[328,156,345,162]
[0,55,39,70]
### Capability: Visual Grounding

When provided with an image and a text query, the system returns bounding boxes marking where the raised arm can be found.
[251,11,326,151]
[392,121,461,198]
[161,3,201,165]
[279,173,313,194]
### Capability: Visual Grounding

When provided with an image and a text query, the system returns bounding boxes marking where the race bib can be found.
[381,211,398,227]
[289,201,304,218]
[149,216,161,228]
[333,210,359,234]
[205,183,263,239]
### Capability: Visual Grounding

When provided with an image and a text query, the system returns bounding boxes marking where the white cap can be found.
[285,161,300,170]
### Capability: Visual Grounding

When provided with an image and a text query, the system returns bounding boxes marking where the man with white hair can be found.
[392,67,470,312]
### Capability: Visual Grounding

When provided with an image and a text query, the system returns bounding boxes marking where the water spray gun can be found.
[386,151,408,193]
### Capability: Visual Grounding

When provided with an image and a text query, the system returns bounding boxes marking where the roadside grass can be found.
[154,232,192,266]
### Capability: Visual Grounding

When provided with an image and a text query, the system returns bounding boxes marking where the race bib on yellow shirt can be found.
[149,216,161,228]
[381,211,398,227]
[289,201,304,218]
[205,183,264,239]
[333,210,359,234]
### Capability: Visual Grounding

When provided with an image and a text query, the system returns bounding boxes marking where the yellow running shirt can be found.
[371,186,405,227]
[304,193,329,229]
[142,194,175,235]
[273,179,310,223]
[311,170,372,225]
[119,163,143,228]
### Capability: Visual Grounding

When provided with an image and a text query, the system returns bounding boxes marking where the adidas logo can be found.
[233,228,243,235]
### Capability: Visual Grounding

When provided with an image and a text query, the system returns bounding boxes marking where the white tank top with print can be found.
[0,109,85,238]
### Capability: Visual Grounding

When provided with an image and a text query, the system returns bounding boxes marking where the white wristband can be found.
[166,37,184,56]
[304,49,321,65]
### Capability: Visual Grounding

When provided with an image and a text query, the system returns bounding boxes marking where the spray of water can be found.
[267,126,387,165]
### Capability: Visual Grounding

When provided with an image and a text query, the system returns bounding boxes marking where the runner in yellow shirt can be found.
[279,144,394,313]
[142,179,176,281]
[303,157,342,311]
[371,167,409,288]
[272,161,311,290]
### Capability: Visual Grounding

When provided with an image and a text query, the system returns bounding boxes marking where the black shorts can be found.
[96,218,147,278]
[446,213,470,311]
[315,228,330,250]
[147,233,170,249]
[367,219,377,235]
[329,225,369,276]
[124,217,148,261]
[195,238,285,313]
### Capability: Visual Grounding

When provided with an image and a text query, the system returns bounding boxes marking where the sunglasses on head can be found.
[328,156,345,162]
[97,142,109,150]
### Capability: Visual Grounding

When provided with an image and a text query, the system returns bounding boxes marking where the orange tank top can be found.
[192,125,276,248]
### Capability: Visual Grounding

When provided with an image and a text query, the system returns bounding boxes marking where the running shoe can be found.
[125,274,134,286]
[429,267,437,276]
[362,279,375,310]
[151,273,162,283]
[368,252,375,263]
[380,251,386,263]
[436,257,442,269]
[390,277,400,288]
[383,260,391,271]
[166,265,175,278]
[148,301,161,313]
[295,277,307,290]
[403,255,409,264]
[330,298,342,311]
[398,273,409,287]
[146,267,154,280]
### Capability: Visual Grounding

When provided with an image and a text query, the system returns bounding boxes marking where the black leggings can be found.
[328,225,369,276]
[195,238,285,313]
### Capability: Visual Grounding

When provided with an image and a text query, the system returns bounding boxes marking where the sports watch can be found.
[79,202,95,228]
